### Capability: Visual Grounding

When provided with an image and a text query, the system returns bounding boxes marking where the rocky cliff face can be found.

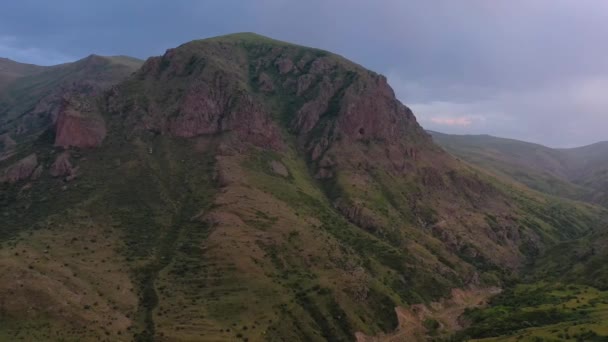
[54,98,106,148]
[108,46,287,151]
[110,36,430,171]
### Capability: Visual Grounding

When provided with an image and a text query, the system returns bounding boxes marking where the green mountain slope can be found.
[559,142,608,206]
[0,33,606,342]
[428,131,608,340]
[430,131,608,207]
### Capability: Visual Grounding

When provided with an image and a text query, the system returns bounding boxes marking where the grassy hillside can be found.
[430,131,608,207]
[458,282,608,341]
[530,228,608,292]
[428,133,608,341]
[0,57,46,90]
[0,34,607,342]
[559,142,608,207]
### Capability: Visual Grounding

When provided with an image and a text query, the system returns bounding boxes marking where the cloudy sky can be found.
[1,0,607,147]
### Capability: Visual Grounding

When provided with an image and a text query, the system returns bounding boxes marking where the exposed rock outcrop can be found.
[291,76,337,135]
[269,160,289,177]
[333,198,381,232]
[0,55,140,140]
[111,52,286,151]
[257,72,274,93]
[275,57,295,74]
[54,99,106,148]
[50,151,77,179]
[168,91,284,150]
[1,153,38,183]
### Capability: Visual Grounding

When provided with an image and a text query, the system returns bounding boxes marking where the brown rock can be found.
[291,77,336,134]
[334,74,415,142]
[296,74,316,96]
[1,154,38,183]
[275,58,294,74]
[258,72,274,93]
[226,95,285,150]
[54,100,106,148]
[167,81,284,150]
[168,81,227,137]
[269,160,289,177]
[50,152,75,178]
[333,199,379,232]
[309,57,334,74]
[297,53,314,70]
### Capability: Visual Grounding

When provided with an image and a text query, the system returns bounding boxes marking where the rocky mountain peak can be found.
[110,33,431,175]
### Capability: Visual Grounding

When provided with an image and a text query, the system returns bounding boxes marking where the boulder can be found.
[1,154,38,183]
[269,160,289,177]
[50,152,75,178]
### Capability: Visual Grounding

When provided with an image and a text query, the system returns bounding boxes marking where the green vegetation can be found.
[2,33,608,341]
[456,283,608,341]
[429,130,608,207]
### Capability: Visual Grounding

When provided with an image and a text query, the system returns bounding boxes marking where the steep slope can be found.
[0,55,142,146]
[559,142,608,206]
[427,133,608,340]
[0,33,605,341]
[430,131,608,206]
[532,230,608,290]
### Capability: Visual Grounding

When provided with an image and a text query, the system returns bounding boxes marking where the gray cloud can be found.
[1,0,607,146]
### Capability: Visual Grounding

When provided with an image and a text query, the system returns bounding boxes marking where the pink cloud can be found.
[429,116,473,126]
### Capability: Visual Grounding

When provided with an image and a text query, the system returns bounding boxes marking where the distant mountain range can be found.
[430,130,608,207]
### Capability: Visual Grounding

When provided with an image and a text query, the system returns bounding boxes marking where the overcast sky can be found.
[1,0,607,147]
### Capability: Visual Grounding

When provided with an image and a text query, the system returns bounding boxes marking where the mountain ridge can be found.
[0,53,142,149]
[0,57,46,91]
[428,129,608,151]
[430,130,608,206]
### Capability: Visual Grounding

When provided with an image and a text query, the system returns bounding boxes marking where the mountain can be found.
[558,141,608,205]
[0,55,142,148]
[0,57,45,90]
[0,33,606,341]
[430,131,608,206]
[427,131,608,341]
